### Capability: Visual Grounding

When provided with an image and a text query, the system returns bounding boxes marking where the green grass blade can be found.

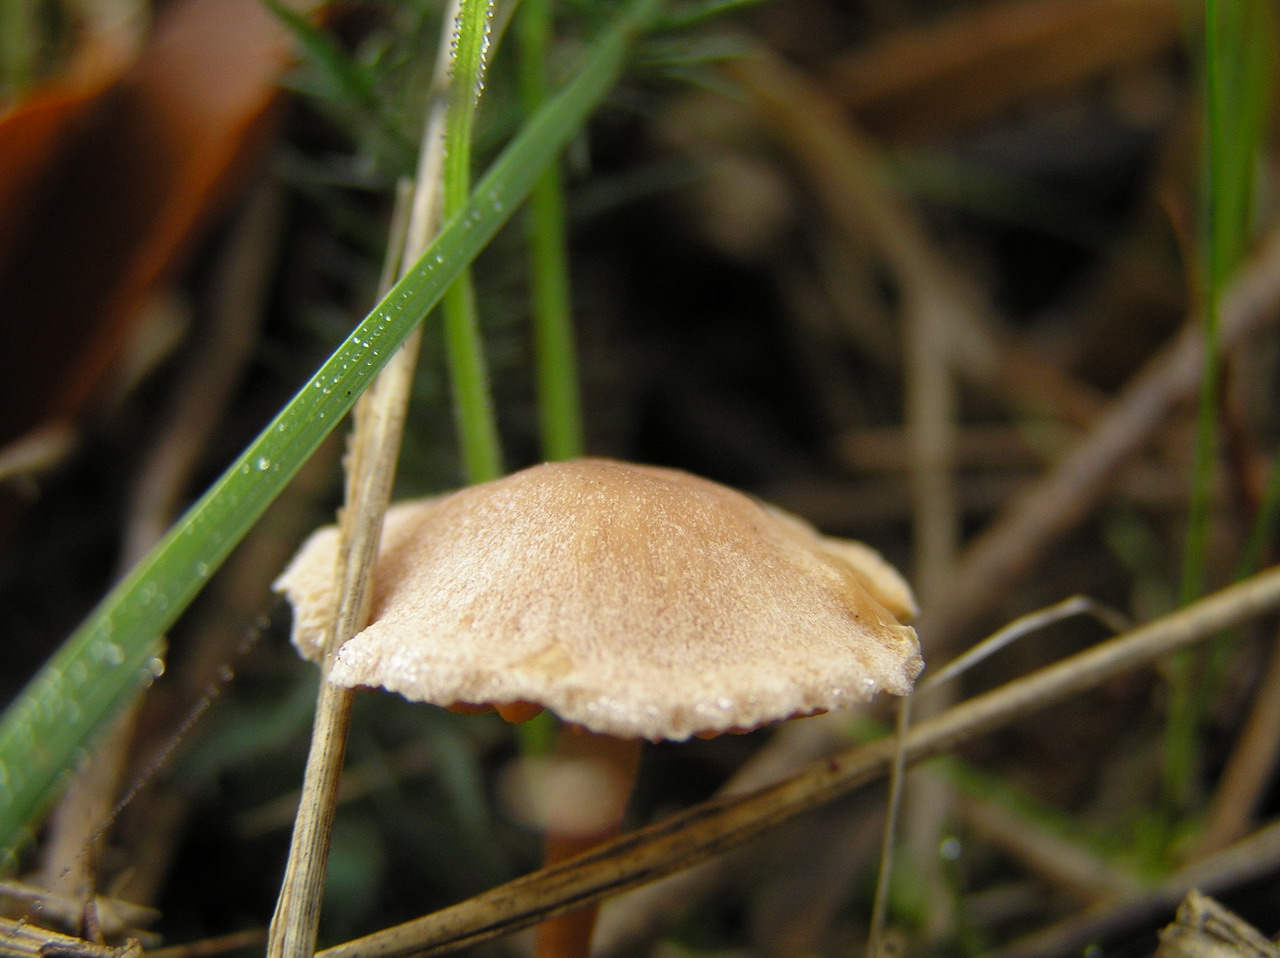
[0,0,661,872]
[444,273,504,481]
[520,0,586,463]
[442,0,505,483]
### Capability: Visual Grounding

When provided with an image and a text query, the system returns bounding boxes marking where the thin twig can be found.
[0,881,158,939]
[120,179,285,569]
[1154,891,1279,958]
[924,595,1131,690]
[868,696,914,957]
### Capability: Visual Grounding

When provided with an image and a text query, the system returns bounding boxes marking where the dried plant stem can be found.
[266,183,423,957]
[36,709,133,903]
[896,167,962,951]
[825,0,1182,139]
[0,916,141,958]
[267,681,358,958]
[867,696,913,957]
[121,179,286,568]
[1195,620,1280,854]
[925,595,1130,690]
[267,8,458,939]
[145,929,268,958]
[316,565,1280,958]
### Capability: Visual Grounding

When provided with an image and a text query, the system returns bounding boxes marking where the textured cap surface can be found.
[275,458,922,740]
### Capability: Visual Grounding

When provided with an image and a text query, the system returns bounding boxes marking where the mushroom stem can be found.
[533,727,643,958]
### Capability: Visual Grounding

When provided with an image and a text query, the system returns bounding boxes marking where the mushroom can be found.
[275,458,922,955]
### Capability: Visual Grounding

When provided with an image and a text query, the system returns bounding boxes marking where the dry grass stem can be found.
[267,201,426,954]
[267,10,457,938]
[36,710,133,904]
[144,929,268,958]
[315,566,1280,958]
[0,423,77,482]
[993,821,1280,958]
[838,425,1063,473]
[924,595,1131,690]
[0,916,142,958]
[1197,622,1280,855]
[120,178,284,569]
[0,880,158,939]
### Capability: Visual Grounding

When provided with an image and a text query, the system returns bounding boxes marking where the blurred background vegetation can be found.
[1,0,1278,955]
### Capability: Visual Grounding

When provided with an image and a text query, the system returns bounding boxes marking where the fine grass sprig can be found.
[1180,0,1272,608]
[266,0,431,179]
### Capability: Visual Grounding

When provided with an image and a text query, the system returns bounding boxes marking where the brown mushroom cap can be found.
[275,458,922,741]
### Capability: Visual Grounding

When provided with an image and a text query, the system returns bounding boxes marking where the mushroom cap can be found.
[275,458,922,741]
